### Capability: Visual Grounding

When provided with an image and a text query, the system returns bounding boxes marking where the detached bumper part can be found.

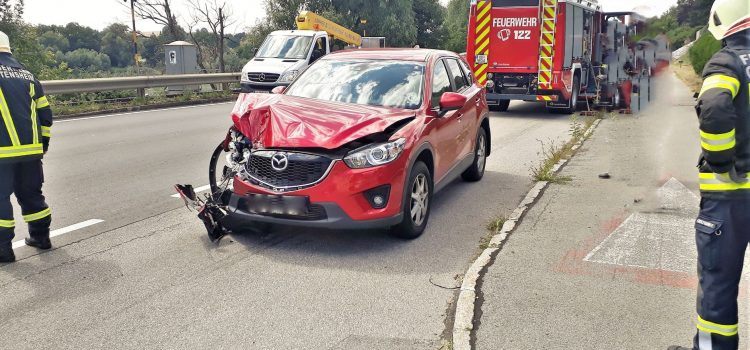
[222,193,403,230]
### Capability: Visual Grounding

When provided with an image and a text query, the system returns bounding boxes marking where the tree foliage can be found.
[101,23,134,68]
[443,0,470,53]
[689,33,722,75]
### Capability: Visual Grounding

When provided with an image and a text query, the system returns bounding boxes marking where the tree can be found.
[413,0,445,49]
[188,0,233,73]
[63,23,102,51]
[63,49,112,72]
[38,31,70,52]
[0,0,61,78]
[443,0,470,53]
[101,23,134,67]
[131,0,184,41]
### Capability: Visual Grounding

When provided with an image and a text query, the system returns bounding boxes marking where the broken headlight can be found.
[344,138,406,169]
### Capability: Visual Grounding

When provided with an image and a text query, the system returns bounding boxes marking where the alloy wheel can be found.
[410,174,429,226]
[476,133,486,172]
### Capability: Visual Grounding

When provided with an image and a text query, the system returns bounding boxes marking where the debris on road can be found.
[598,172,611,179]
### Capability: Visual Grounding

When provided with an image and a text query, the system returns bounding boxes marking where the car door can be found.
[444,58,478,162]
[430,58,464,182]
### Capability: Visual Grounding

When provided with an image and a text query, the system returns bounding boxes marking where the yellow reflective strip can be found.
[702,139,736,152]
[699,317,739,330]
[700,182,750,191]
[700,129,735,141]
[23,208,50,222]
[474,64,487,77]
[475,40,489,55]
[697,317,739,336]
[0,144,43,158]
[36,96,49,109]
[30,83,38,144]
[477,14,491,31]
[701,75,740,98]
[477,2,491,22]
[697,324,738,337]
[41,126,50,138]
[476,26,490,44]
[0,87,19,146]
[0,219,14,228]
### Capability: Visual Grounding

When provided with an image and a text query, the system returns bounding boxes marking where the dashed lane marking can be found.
[171,184,211,198]
[12,219,105,249]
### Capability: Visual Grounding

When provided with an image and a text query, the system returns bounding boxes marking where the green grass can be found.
[480,216,508,249]
[51,90,236,117]
[530,113,603,183]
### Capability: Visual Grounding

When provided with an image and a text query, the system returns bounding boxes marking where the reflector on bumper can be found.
[536,95,559,102]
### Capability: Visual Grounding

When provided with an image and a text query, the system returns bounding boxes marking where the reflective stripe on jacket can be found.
[697,35,750,199]
[0,53,52,164]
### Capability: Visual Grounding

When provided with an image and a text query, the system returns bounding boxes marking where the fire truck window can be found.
[432,60,452,108]
[445,59,469,92]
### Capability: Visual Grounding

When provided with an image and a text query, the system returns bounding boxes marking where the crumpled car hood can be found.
[231,93,416,150]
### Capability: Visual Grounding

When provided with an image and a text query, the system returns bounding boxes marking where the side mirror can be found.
[438,92,467,115]
[271,86,286,94]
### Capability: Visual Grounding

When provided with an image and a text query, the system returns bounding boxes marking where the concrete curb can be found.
[451,117,603,350]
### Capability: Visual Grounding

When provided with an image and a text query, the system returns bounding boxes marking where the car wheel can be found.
[489,99,510,112]
[462,127,488,182]
[390,161,432,239]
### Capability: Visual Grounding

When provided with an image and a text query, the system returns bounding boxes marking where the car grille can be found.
[247,72,280,83]
[245,151,334,192]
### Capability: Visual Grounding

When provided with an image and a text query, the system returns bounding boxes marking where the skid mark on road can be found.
[12,219,104,249]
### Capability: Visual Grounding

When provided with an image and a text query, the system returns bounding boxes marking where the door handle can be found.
[456,113,463,122]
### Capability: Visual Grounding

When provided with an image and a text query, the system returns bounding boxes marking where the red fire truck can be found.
[467,0,654,113]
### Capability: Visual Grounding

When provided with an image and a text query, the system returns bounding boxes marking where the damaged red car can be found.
[180,49,490,240]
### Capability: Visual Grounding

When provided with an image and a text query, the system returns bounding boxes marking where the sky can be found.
[22,0,678,34]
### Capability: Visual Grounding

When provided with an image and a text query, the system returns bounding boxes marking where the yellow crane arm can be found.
[296,11,362,47]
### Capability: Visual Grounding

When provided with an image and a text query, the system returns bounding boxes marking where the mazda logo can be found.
[271,153,289,172]
[258,73,266,82]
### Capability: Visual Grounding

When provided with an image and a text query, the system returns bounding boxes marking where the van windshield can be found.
[256,35,313,59]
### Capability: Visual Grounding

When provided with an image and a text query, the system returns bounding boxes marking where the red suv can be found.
[219,49,490,238]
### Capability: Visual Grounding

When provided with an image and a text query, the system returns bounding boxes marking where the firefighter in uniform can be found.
[0,31,53,263]
[670,1,750,349]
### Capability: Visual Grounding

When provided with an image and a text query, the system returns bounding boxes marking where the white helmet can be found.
[0,31,9,53]
[709,0,750,40]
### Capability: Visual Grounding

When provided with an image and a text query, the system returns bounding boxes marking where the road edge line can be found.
[451,118,602,350]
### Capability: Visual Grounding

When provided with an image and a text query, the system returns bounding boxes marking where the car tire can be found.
[462,127,488,182]
[390,161,433,239]
[489,99,510,112]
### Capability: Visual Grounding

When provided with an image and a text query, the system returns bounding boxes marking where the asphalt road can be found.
[0,100,572,349]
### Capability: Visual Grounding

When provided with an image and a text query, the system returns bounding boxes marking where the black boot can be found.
[26,217,51,250]
[0,241,15,263]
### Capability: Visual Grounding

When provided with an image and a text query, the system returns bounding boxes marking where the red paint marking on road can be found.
[554,212,700,290]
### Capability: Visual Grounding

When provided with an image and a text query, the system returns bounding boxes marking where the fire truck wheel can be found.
[547,74,580,114]
[489,99,510,112]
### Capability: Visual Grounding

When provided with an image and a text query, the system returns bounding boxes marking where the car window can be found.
[445,59,469,92]
[460,59,474,85]
[431,60,452,108]
[285,59,424,110]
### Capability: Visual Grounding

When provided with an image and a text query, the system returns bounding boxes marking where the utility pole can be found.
[124,0,145,97]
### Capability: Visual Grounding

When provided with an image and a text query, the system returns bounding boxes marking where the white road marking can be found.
[584,178,700,273]
[56,102,233,123]
[171,185,211,198]
[12,219,105,249]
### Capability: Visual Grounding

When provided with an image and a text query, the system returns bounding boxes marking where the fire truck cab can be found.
[467,0,650,113]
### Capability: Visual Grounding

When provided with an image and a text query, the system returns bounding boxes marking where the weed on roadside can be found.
[480,216,508,249]
[530,113,602,183]
[438,340,453,350]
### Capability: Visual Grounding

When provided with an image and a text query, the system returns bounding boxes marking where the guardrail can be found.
[40,72,242,95]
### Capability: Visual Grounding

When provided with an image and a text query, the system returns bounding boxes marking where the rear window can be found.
[491,0,538,6]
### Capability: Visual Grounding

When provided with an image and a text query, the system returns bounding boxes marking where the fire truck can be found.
[466,0,656,113]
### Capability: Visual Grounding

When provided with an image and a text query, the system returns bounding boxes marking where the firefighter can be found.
[669,1,750,349]
[0,31,53,263]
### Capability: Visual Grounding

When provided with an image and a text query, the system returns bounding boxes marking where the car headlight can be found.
[344,138,406,169]
[278,70,299,83]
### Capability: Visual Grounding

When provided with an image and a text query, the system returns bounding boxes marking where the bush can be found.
[689,33,722,75]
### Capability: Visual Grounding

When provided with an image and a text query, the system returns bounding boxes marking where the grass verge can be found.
[530,113,602,183]
[672,56,702,94]
[52,90,236,118]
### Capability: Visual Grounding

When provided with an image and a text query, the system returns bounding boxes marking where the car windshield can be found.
[284,60,424,110]
[256,35,313,59]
